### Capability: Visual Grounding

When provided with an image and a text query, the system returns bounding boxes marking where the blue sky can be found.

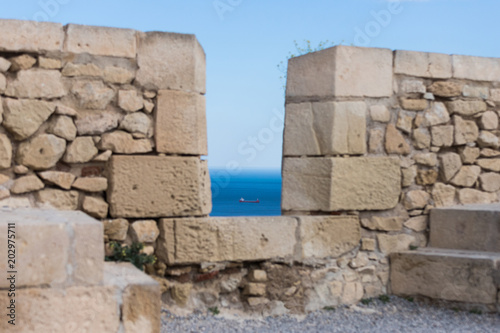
[1,0,498,170]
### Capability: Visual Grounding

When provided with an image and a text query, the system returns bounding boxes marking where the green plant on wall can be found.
[105,241,157,271]
[277,39,337,94]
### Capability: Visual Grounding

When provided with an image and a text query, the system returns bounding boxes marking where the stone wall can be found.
[2,18,498,316]
[0,19,210,256]
[281,45,500,310]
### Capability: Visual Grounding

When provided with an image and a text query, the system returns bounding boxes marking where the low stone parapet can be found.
[156,215,362,264]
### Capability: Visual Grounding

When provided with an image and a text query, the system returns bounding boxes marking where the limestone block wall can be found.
[283,45,500,303]
[284,46,500,216]
[0,20,210,258]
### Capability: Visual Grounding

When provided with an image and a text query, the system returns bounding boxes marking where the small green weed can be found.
[406,297,414,302]
[323,306,336,311]
[105,241,156,271]
[451,307,460,312]
[208,307,220,315]
[409,245,418,251]
[361,298,373,305]
[378,295,391,304]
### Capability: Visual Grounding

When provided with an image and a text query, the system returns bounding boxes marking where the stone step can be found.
[0,208,103,288]
[429,204,500,252]
[390,248,500,306]
[0,262,160,332]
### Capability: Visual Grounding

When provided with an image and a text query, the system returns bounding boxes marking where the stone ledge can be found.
[157,215,363,265]
[157,217,298,264]
[394,50,452,78]
[64,24,137,58]
[0,19,64,53]
[0,209,103,289]
[452,54,500,82]
[390,248,500,305]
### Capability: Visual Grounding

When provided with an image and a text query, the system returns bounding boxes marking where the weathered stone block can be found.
[136,31,206,93]
[0,19,64,52]
[298,216,361,259]
[65,24,137,58]
[100,131,153,154]
[16,134,66,170]
[283,103,320,156]
[71,80,115,110]
[361,216,404,231]
[312,101,366,155]
[394,50,452,78]
[377,234,417,254]
[282,157,400,211]
[10,175,44,194]
[5,69,66,99]
[9,54,36,71]
[104,262,161,333]
[156,90,207,155]
[74,107,123,136]
[0,285,120,332]
[0,133,12,169]
[391,249,500,304]
[103,218,129,241]
[452,54,500,81]
[157,217,297,264]
[286,45,393,99]
[36,189,79,210]
[129,220,160,243]
[284,100,368,156]
[0,209,103,288]
[3,98,56,140]
[430,204,500,252]
[107,156,211,218]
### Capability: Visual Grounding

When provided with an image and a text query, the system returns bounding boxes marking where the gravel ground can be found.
[161,296,499,333]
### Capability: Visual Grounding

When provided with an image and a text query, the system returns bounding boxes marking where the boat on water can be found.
[239,198,260,203]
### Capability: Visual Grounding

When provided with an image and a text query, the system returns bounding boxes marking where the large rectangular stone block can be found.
[136,32,206,93]
[107,156,211,218]
[0,285,120,332]
[155,90,207,155]
[429,204,500,252]
[0,19,64,52]
[394,50,452,78]
[452,54,500,81]
[298,216,361,260]
[157,217,297,264]
[283,101,366,156]
[0,209,103,288]
[283,102,320,156]
[390,248,500,305]
[286,45,392,99]
[65,24,137,58]
[282,157,401,212]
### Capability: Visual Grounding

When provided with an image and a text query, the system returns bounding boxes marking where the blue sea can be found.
[210,169,282,216]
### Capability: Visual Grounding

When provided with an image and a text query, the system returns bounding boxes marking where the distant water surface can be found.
[210,169,281,216]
